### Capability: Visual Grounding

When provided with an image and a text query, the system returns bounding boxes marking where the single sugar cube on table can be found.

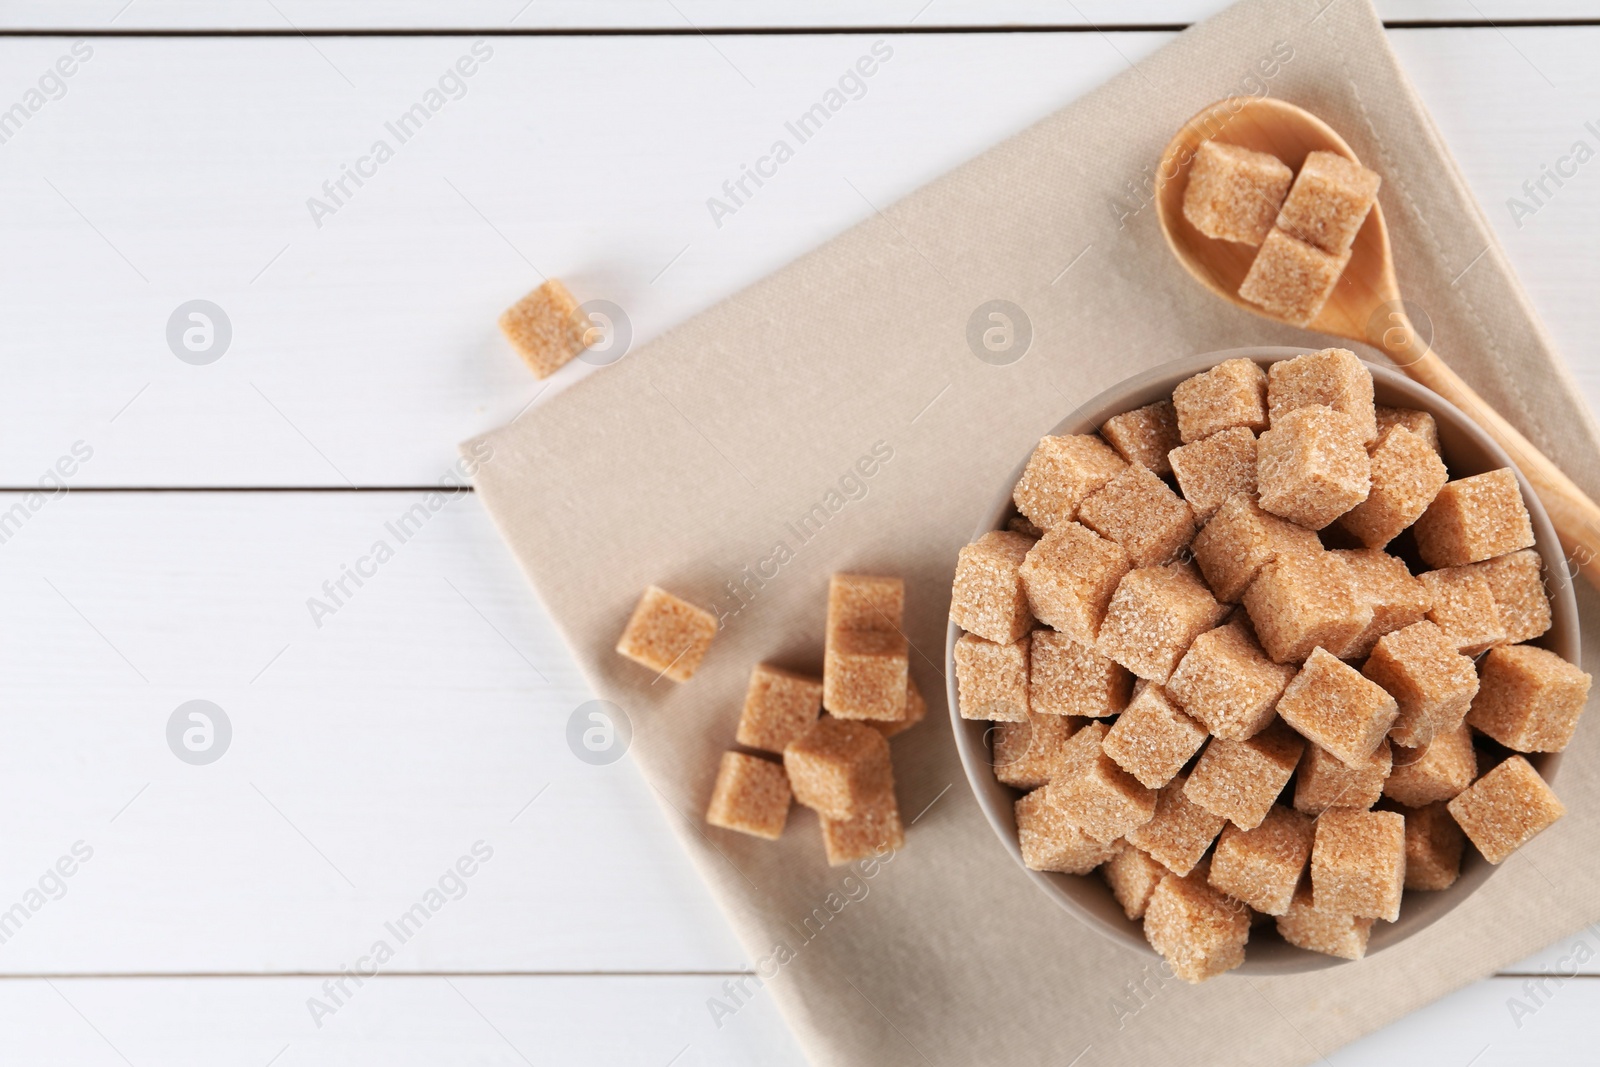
[1467,644,1592,753]
[1276,648,1397,766]
[1018,522,1131,644]
[1103,845,1169,920]
[1168,426,1258,523]
[1375,405,1440,452]
[950,531,1035,645]
[783,718,893,820]
[954,632,1030,722]
[1029,630,1132,718]
[825,629,910,720]
[1256,405,1371,530]
[1332,548,1433,658]
[1414,469,1536,568]
[1310,808,1405,921]
[1238,229,1351,326]
[1127,773,1228,875]
[1171,358,1270,444]
[615,585,718,682]
[1167,621,1294,740]
[1045,722,1157,844]
[1242,550,1372,664]
[1266,348,1378,444]
[1143,867,1252,983]
[1078,465,1197,568]
[735,664,824,754]
[1013,434,1127,530]
[993,712,1080,790]
[1181,139,1294,245]
[1015,788,1119,874]
[1101,399,1182,475]
[705,752,792,840]
[1102,684,1208,789]
[1447,755,1566,864]
[1096,564,1228,684]
[869,678,927,739]
[1192,493,1322,602]
[498,278,589,379]
[1338,426,1448,548]
[1184,721,1304,830]
[1383,722,1477,807]
[1275,150,1382,255]
[1475,549,1552,644]
[1294,740,1392,815]
[1364,620,1479,748]
[1398,801,1466,891]
[821,791,905,866]
[1275,884,1374,960]
[1208,805,1315,916]
[1418,566,1508,656]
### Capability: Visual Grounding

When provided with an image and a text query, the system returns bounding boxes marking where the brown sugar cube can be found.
[1275,884,1374,960]
[705,753,792,841]
[950,531,1034,645]
[1467,644,1592,753]
[1045,722,1157,844]
[1184,722,1304,830]
[1007,514,1045,539]
[1383,723,1477,807]
[993,712,1079,790]
[1266,348,1378,444]
[1338,426,1448,549]
[614,585,718,682]
[1310,808,1405,921]
[827,573,904,634]
[1475,549,1552,644]
[1276,150,1382,255]
[1447,754,1566,864]
[1208,805,1315,915]
[869,678,927,739]
[1168,621,1295,740]
[954,633,1029,722]
[1168,427,1258,523]
[1414,469,1536,568]
[782,718,892,820]
[824,629,909,721]
[1013,434,1127,530]
[1078,466,1197,568]
[1242,550,1371,664]
[498,278,588,379]
[821,791,905,866]
[1029,629,1132,718]
[1171,358,1269,444]
[1181,139,1294,246]
[1142,868,1251,983]
[1018,522,1131,644]
[735,665,823,754]
[1332,548,1433,658]
[1238,229,1351,327]
[1192,493,1322,602]
[1096,564,1228,684]
[1398,802,1465,891]
[1294,740,1392,815]
[1015,788,1119,874]
[1127,773,1229,875]
[1102,400,1182,475]
[1418,566,1507,656]
[1257,405,1371,530]
[1103,845,1169,920]
[1277,648,1398,766]
[1364,621,1479,748]
[1102,685,1208,789]
[1375,405,1440,453]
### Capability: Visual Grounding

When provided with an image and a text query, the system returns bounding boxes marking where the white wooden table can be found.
[5,2,1600,1063]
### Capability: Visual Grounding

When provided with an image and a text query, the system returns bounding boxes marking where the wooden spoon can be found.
[1156,95,1600,589]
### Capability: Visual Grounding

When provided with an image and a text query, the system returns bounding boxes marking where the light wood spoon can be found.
[1156,95,1600,590]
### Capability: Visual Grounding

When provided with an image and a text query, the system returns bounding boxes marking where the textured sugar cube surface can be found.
[1383,723,1477,807]
[1414,469,1536,568]
[1419,566,1507,656]
[1096,564,1227,684]
[705,752,792,841]
[950,532,1035,644]
[1256,405,1371,530]
[615,585,719,682]
[1332,548,1432,659]
[1171,358,1269,444]
[1277,648,1398,766]
[736,665,824,754]
[1167,621,1294,740]
[1363,620,1479,748]
[1192,493,1322,603]
[1016,788,1119,874]
[869,678,927,739]
[1447,755,1566,864]
[1375,405,1440,452]
[1310,808,1405,921]
[1029,630,1132,718]
[1126,773,1228,876]
[1399,801,1465,891]
[1242,550,1371,664]
[1208,805,1315,915]
[1467,644,1592,753]
[1168,426,1258,523]
[1104,845,1169,920]
[783,718,894,820]
[1102,400,1182,475]
[1018,522,1131,644]
[1238,228,1350,326]
[498,278,589,379]
[1045,722,1157,844]
[1181,139,1294,246]
[1078,465,1197,568]
[1013,434,1127,530]
[1142,868,1252,983]
[1183,722,1304,830]
[1266,349,1378,444]
[1102,684,1208,789]
[954,633,1030,722]
[824,628,909,720]
[1475,549,1552,644]
[821,791,905,866]
[1276,884,1374,960]
[1337,425,1447,548]
[993,712,1079,790]
[827,573,905,634]
[1294,740,1391,815]
[1275,150,1382,255]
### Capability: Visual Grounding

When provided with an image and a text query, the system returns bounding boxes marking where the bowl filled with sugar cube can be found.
[945,346,1585,980]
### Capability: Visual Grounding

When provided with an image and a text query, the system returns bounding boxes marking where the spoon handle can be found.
[1375,314,1600,591]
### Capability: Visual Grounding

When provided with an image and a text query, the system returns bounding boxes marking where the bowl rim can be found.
[945,345,1581,975]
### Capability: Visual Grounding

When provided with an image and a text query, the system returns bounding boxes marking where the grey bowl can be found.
[945,346,1580,974]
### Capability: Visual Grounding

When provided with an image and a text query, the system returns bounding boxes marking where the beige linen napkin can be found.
[467,1,1600,1062]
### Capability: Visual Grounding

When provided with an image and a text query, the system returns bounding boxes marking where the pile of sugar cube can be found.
[950,348,1591,982]
[614,577,924,866]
